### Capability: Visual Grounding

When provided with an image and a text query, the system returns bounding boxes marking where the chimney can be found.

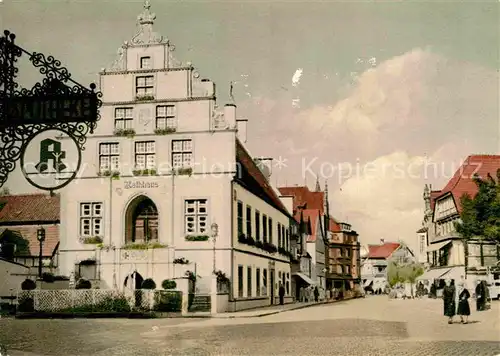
[236,118,248,143]
[254,157,273,180]
[280,195,294,214]
[224,104,236,129]
[380,238,385,245]
[201,79,215,97]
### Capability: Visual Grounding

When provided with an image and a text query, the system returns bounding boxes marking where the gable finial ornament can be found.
[130,0,165,45]
[110,43,127,71]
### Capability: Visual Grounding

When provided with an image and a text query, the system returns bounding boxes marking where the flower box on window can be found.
[238,234,247,243]
[173,257,190,264]
[278,246,287,255]
[154,127,176,135]
[263,242,278,254]
[136,95,155,101]
[81,236,103,244]
[98,170,120,179]
[176,167,193,176]
[114,128,136,137]
[123,242,166,250]
[132,169,157,176]
[185,235,210,242]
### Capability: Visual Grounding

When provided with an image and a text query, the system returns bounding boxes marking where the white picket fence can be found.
[17,289,159,313]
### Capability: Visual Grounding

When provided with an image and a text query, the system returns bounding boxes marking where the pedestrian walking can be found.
[299,286,305,302]
[442,279,456,324]
[278,283,285,305]
[475,280,485,311]
[314,286,319,302]
[457,282,471,324]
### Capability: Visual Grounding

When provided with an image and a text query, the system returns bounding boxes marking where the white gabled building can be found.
[58,0,292,312]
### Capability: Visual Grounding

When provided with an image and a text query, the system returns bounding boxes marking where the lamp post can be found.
[211,222,218,273]
[37,227,46,278]
[210,222,219,314]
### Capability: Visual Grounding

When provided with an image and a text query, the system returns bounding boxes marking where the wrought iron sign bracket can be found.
[0,29,102,191]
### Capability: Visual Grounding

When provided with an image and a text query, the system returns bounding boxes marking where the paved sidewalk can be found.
[186,297,358,318]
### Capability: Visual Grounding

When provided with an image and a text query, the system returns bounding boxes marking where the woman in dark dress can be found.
[442,279,456,324]
[457,282,471,324]
[475,280,485,311]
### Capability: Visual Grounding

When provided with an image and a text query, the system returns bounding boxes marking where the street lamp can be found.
[211,222,218,273]
[37,227,45,278]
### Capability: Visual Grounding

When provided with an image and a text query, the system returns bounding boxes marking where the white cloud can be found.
[243,48,497,250]
[330,151,428,250]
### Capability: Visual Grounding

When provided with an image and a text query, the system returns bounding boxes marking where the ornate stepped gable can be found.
[107,0,182,72]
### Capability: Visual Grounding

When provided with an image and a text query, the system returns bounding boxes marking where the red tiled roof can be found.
[0,193,60,223]
[328,217,341,232]
[235,140,290,217]
[0,225,59,256]
[278,186,324,214]
[434,155,500,214]
[367,242,400,259]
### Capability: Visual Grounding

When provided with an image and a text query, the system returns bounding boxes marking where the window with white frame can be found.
[98,143,119,172]
[140,56,151,69]
[268,218,273,244]
[277,223,282,248]
[80,202,103,237]
[136,75,154,96]
[262,215,268,243]
[172,139,193,168]
[156,105,176,129]
[184,199,208,234]
[134,141,156,169]
[255,211,261,241]
[114,107,133,129]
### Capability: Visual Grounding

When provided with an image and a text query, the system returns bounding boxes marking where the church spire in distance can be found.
[315,174,321,192]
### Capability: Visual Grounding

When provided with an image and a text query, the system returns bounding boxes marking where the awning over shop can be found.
[293,272,315,285]
[417,268,447,281]
[439,266,466,282]
[363,280,373,287]
[427,240,452,252]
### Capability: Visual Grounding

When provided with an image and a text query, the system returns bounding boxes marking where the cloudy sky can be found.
[2,0,499,251]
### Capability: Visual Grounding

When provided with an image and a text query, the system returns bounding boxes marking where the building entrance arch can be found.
[124,195,159,244]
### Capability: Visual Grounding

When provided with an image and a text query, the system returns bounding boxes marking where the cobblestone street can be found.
[1,296,499,355]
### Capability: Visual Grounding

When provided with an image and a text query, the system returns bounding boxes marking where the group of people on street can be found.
[442,279,489,324]
[298,286,321,303]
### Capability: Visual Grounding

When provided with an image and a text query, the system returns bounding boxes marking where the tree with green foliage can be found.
[387,261,424,297]
[387,261,404,287]
[455,170,500,244]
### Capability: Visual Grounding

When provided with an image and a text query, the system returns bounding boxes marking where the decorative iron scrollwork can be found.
[0,29,102,189]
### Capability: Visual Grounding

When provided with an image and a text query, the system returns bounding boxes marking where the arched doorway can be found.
[125,195,159,244]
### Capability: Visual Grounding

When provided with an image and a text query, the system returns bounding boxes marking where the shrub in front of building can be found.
[153,290,182,312]
[21,279,36,290]
[75,279,92,289]
[162,279,176,290]
[141,278,156,290]
[41,272,55,283]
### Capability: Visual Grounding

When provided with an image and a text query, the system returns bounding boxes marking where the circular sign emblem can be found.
[20,129,82,191]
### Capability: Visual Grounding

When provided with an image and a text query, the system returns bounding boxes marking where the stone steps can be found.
[188,295,211,312]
